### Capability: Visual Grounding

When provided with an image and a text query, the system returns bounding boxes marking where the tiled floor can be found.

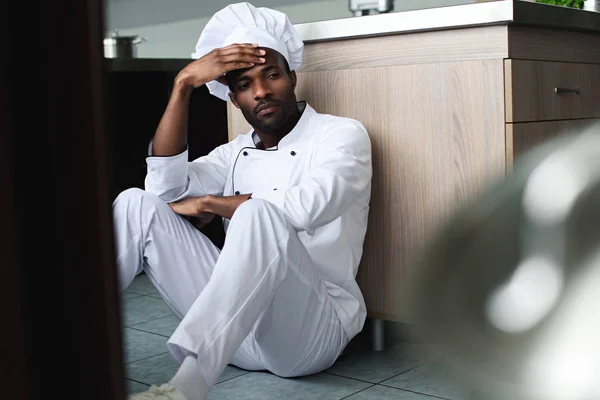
[122,273,468,399]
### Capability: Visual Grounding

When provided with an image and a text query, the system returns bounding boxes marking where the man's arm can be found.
[168,122,371,230]
[151,43,266,156]
[144,44,266,201]
[151,81,193,156]
[169,194,252,220]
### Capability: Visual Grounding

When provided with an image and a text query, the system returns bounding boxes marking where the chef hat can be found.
[194,2,304,101]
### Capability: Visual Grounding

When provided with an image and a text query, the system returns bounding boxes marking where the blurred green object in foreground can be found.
[536,0,585,8]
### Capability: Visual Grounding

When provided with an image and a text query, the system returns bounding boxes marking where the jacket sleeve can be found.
[144,142,233,203]
[250,121,372,234]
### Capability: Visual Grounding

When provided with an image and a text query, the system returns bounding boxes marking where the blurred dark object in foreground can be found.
[1,0,126,398]
[409,121,600,400]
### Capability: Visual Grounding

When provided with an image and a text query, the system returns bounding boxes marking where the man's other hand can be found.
[169,194,251,220]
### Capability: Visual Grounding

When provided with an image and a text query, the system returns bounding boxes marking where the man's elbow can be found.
[144,180,187,204]
[285,207,338,235]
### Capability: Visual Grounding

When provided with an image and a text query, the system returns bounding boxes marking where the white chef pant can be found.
[112,188,348,390]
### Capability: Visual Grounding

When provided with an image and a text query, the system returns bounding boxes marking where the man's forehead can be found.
[231,53,285,80]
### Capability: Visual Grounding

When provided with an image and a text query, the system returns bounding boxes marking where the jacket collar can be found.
[250,101,314,150]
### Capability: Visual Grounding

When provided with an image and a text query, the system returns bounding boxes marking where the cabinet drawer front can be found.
[506,119,600,169]
[505,60,600,123]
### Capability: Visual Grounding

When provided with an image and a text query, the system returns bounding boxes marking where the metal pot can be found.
[104,30,147,58]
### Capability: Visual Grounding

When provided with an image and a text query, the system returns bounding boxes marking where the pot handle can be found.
[133,37,147,45]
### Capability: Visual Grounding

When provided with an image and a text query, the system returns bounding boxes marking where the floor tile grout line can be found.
[124,291,161,297]
[124,323,173,335]
[122,293,143,298]
[125,351,171,365]
[323,371,379,385]
[338,383,376,399]
[130,313,179,326]
[139,292,162,297]
[377,384,453,400]
[324,363,425,386]
[124,325,172,338]
[376,364,424,384]
[124,290,154,295]
[126,354,250,386]
[214,371,251,385]
[126,377,151,386]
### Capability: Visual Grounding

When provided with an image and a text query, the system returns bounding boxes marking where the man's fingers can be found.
[211,45,265,76]
[217,46,265,58]
[168,202,188,216]
[221,43,259,50]
[217,51,265,65]
[226,44,263,52]
[232,62,257,70]
[220,53,265,66]
[215,63,254,86]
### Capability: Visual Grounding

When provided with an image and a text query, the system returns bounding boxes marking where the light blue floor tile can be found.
[123,327,169,364]
[326,342,424,383]
[217,365,249,383]
[126,273,160,296]
[121,292,142,300]
[381,364,468,400]
[345,385,438,399]
[207,371,370,400]
[126,379,150,395]
[126,353,179,385]
[132,315,180,337]
[122,295,173,326]
[127,353,249,386]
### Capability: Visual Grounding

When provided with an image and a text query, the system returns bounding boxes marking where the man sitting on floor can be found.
[113,3,373,399]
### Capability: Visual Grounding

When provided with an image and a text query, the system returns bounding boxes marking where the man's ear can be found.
[290,70,297,90]
[229,92,240,109]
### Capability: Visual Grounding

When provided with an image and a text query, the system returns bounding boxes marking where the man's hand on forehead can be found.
[176,43,266,90]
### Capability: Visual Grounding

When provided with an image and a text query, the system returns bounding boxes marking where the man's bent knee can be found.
[232,198,282,222]
[113,187,171,217]
[113,187,145,205]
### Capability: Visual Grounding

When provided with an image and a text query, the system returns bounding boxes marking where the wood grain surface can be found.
[296,26,508,73]
[509,27,600,65]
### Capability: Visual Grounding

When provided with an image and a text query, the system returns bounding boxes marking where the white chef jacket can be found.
[144,102,372,340]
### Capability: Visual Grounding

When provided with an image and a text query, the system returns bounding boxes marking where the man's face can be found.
[227,49,297,133]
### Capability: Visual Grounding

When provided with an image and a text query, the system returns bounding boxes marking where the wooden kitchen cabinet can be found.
[226,3,600,323]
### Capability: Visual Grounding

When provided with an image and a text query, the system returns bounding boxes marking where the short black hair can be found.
[281,56,291,74]
[226,50,291,93]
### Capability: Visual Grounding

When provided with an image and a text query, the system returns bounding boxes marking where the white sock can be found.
[169,355,210,400]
